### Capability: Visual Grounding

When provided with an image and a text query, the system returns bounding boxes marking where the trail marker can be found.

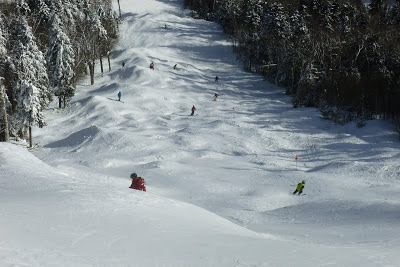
[295,155,298,170]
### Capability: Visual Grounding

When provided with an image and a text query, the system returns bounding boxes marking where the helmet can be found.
[302,180,306,184]
[130,173,137,179]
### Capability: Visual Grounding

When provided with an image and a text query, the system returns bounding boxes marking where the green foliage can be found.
[186,0,400,136]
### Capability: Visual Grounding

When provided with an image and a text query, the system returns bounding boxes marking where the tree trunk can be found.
[0,80,10,142]
[117,0,122,19]
[89,62,95,85]
[107,51,111,72]
[29,126,32,148]
[58,96,62,108]
[99,54,104,74]
[63,96,66,108]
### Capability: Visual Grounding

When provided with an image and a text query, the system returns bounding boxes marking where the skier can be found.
[190,105,196,116]
[173,64,177,70]
[215,76,219,82]
[213,93,219,101]
[122,61,125,67]
[150,62,155,70]
[118,91,122,101]
[293,180,305,195]
[129,173,146,192]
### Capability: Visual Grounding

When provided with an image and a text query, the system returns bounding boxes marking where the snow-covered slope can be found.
[1,0,400,266]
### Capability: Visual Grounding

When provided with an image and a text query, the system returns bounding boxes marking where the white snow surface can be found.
[1,0,400,266]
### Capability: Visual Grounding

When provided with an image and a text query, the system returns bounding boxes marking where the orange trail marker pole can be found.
[295,155,298,170]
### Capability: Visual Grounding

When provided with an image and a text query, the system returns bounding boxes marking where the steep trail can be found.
[34,0,400,250]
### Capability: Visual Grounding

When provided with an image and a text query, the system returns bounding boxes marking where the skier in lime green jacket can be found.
[293,180,305,195]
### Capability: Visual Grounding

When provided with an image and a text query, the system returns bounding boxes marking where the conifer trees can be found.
[187,0,400,132]
[0,14,9,142]
[0,0,118,143]
[47,16,75,108]
[9,16,50,144]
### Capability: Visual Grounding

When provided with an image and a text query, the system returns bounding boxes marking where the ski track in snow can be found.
[1,0,400,266]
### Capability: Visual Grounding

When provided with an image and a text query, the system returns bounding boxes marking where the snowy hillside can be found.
[1,0,400,266]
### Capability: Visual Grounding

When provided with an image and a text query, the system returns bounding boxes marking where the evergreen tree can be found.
[216,0,242,34]
[369,0,384,17]
[0,0,119,142]
[28,0,51,27]
[97,1,118,39]
[259,2,291,80]
[239,0,263,71]
[47,16,75,108]
[74,0,110,84]
[283,10,311,94]
[9,16,50,136]
[0,13,10,142]
[187,0,400,133]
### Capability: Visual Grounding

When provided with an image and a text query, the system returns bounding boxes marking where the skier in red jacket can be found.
[129,173,146,191]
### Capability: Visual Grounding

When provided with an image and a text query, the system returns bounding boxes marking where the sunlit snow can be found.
[1,0,400,266]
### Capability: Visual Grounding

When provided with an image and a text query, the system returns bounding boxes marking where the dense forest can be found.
[184,0,400,136]
[0,0,119,144]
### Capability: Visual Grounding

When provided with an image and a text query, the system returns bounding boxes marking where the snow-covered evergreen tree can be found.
[9,16,50,132]
[0,14,10,142]
[15,0,31,17]
[45,0,79,34]
[76,5,108,85]
[28,0,51,27]
[242,0,263,32]
[236,0,263,71]
[0,14,7,71]
[216,0,242,34]
[47,15,75,108]
[97,1,118,38]
[258,2,291,80]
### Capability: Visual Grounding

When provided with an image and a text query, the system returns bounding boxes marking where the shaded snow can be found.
[1,0,400,266]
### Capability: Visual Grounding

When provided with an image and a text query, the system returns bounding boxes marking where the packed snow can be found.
[1,0,400,266]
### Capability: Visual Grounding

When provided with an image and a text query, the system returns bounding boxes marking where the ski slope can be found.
[1,0,400,266]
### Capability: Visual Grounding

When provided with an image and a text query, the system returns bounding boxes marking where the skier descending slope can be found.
[190,105,196,116]
[293,180,305,195]
[213,93,219,101]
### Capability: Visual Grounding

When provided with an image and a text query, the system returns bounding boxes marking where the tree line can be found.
[0,0,119,145]
[184,0,400,137]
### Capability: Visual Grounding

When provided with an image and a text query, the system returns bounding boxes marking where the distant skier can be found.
[150,62,155,70]
[293,180,305,195]
[164,24,168,29]
[129,173,146,192]
[190,105,196,116]
[173,64,177,70]
[122,61,125,67]
[118,91,122,101]
[215,76,219,82]
[213,93,219,101]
